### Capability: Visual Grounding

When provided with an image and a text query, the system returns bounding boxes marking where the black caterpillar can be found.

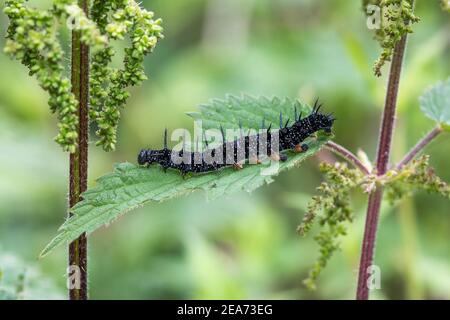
[138,100,335,175]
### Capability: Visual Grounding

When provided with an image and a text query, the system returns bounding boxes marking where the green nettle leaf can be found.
[419,77,450,129]
[40,95,331,257]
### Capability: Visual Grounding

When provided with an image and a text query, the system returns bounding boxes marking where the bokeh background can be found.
[0,0,449,299]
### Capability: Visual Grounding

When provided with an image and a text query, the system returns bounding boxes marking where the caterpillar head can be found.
[138,149,150,165]
[310,100,335,133]
[315,113,335,133]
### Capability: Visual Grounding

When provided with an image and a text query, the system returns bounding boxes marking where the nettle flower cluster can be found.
[4,0,163,152]
[298,155,449,289]
[363,0,420,76]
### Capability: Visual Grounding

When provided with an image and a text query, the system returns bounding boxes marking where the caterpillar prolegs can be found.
[138,100,335,175]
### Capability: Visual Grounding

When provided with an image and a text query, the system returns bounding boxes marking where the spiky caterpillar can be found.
[138,100,335,175]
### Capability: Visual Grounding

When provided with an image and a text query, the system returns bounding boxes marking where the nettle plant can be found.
[4,0,449,299]
[4,0,163,299]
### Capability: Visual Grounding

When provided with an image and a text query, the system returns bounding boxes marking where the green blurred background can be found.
[0,0,449,299]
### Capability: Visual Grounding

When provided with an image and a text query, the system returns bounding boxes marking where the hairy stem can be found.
[356,34,409,300]
[325,141,371,175]
[396,126,443,170]
[69,0,90,300]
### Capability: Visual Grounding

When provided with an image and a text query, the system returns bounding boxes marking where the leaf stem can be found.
[325,141,371,175]
[356,33,409,300]
[69,0,90,300]
[396,126,443,170]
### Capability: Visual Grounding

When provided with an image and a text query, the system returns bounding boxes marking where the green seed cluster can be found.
[298,162,363,290]
[363,0,420,77]
[90,0,164,151]
[385,155,450,204]
[3,0,163,152]
[299,153,449,289]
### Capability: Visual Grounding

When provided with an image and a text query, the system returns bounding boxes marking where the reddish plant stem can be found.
[396,126,443,170]
[69,0,89,300]
[325,141,371,175]
[356,34,408,300]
